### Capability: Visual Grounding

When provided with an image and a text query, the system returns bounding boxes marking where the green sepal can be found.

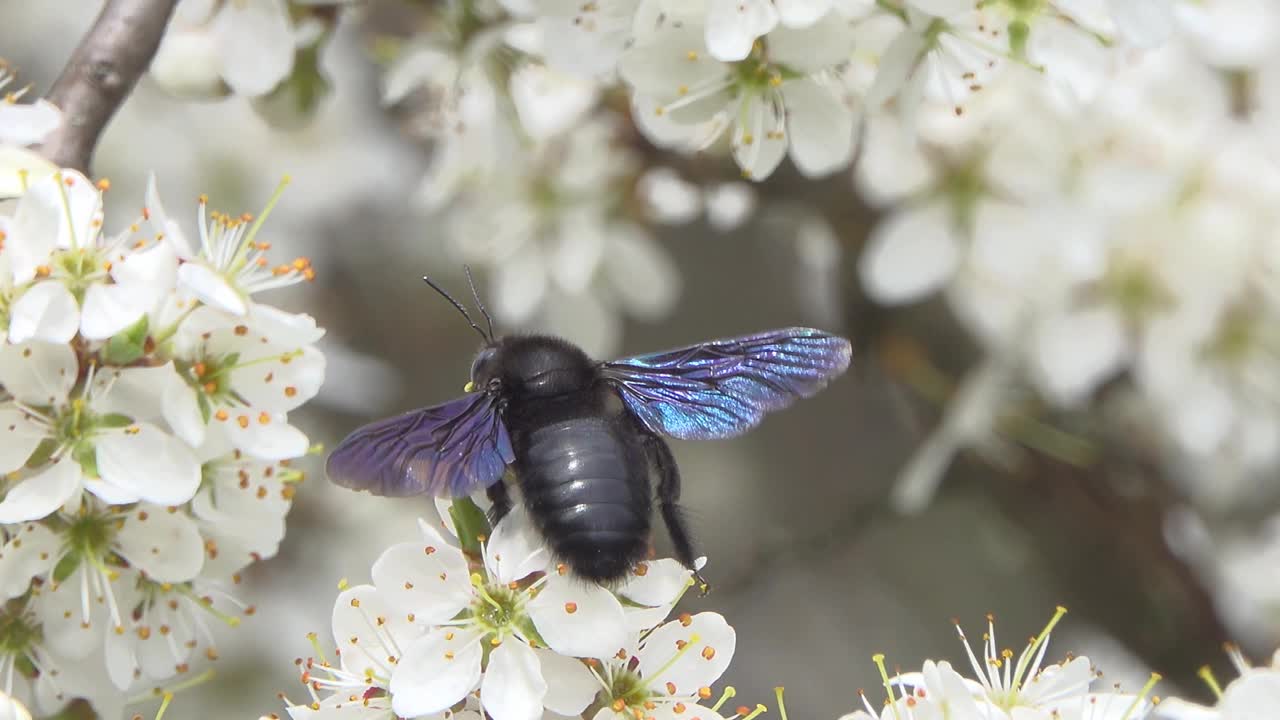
[52,553,81,584]
[197,392,212,424]
[25,438,58,469]
[101,315,150,365]
[72,443,98,479]
[450,496,492,557]
[98,413,133,429]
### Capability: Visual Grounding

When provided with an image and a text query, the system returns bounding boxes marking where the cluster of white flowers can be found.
[0,166,324,717]
[852,2,1280,515]
[276,499,747,720]
[845,608,1161,720]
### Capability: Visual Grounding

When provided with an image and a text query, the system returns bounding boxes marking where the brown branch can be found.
[36,0,179,173]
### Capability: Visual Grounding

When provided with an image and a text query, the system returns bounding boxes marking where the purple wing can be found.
[600,328,852,440]
[326,393,514,497]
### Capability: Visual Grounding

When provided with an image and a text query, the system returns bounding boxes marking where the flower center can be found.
[0,603,41,659]
[52,508,119,582]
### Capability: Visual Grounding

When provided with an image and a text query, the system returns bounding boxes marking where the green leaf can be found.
[449,496,492,557]
[102,314,150,365]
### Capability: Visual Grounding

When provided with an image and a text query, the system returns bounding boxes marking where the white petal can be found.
[177,262,248,316]
[781,78,855,177]
[617,559,690,607]
[858,203,958,304]
[1031,308,1128,406]
[371,541,472,625]
[145,173,194,258]
[246,303,326,345]
[6,172,94,282]
[163,375,206,448]
[8,282,79,344]
[527,575,627,659]
[213,0,295,96]
[79,283,150,340]
[0,522,58,599]
[0,406,45,474]
[214,412,310,460]
[0,459,79,524]
[637,168,702,224]
[0,341,77,406]
[534,648,598,715]
[114,506,205,582]
[331,585,425,679]
[0,99,61,145]
[228,345,325,413]
[96,423,202,506]
[510,64,600,140]
[767,12,858,72]
[776,0,833,27]
[481,641,547,720]
[391,631,482,717]
[704,182,756,231]
[636,612,735,693]
[1221,670,1280,719]
[731,93,788,181]
[150,26,229,100]
[485,507,550,585]
[602,223,679,320]
[1108,0,1173,47]
[0,146,56,200]
[865,21,926,109]
[83,477,141,505]
[90,364,176,424]
[706,0,779,61]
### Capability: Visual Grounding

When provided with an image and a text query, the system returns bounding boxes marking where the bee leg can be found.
[486,480,513,526]
[647,435,710,594]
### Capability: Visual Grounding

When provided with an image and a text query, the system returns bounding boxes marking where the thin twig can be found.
[36,0,179,173]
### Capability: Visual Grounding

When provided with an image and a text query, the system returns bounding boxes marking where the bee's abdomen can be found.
[518,416,651,583]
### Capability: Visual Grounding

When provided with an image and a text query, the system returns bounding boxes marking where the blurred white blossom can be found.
[1156,648,1280,720]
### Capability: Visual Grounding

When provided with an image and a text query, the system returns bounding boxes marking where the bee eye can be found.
[471,347,499,384]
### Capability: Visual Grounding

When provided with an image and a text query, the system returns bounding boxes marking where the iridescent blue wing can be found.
[600,328,852,440]
[326,393,514,497]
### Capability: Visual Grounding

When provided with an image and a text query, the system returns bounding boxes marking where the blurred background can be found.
[4,1,1277,717]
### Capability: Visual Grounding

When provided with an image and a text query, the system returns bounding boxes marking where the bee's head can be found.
[466,342,503,393]
[467,336,594,399]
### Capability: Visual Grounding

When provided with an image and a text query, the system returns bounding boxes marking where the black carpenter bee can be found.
[326,271,852,584]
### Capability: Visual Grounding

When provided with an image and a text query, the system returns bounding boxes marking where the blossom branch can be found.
[37,0,178,172]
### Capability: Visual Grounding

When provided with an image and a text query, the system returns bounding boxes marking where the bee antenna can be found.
[463,265,495,340]
[422,273,490,342]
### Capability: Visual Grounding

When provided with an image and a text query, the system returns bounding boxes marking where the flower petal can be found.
[214,412,310,460]
[114,506,205,582]
[331,585,425,679]
[391,630,482,717]
[637,612,735,693]
[1031,308,1128,407]
[781,77,855,177]
[706,0,778,61]
[0,459,80,524]
[0,522,58,599]
[213,0,295,96]
[0,341,77,406]
[617,559,690,607]
[731,92,788,181]
[527,575,626,659]
[371,539,471,626]
[534,648,598,716]
[79,283,150,340]
[9,281,80,344]
[177,262,248,316]
[96,422,202,506]
[485,507,550,585]
[228,345,325,413]
[0,99,61,145]
[0,406,46,474]
[481,640,547,720]
[858,203,958,304]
